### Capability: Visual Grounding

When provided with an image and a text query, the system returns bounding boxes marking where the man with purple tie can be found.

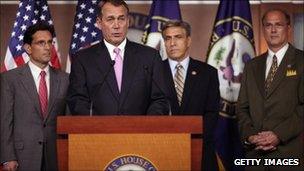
[67,0,169,115]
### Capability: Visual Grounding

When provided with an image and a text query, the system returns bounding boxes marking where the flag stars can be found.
[75,23,80,29]
[73,33,78,38]
[19,2,23,7]
[89,8,94,14]
[82,26,88,32]
[85,17,92,23]
[11,32,16,37]
[34,10,39,15]
[40,15,46,20]
[42,5,48,11]
[71,43,76,49]
[91,31,97,37]
[23,15,29,21]
[80,36,86,42]
[14,22,18,27]
[25,5,31,11]
[16,44,22,51]
[80,3,86,10]
[21,24,27,31]
[48,20,53,25]
[17,12,20,17]
[18,35,24,41]
[77,13,83,19]
[32,19,38,24]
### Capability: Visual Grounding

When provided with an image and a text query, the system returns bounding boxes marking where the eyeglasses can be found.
[32,40,54,47]
[263,23,288,30]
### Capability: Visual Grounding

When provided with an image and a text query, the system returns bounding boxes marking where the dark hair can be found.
[23,22,54,44]
[97,0,129,17]
[262,9,291,26]
[161,20,191,37]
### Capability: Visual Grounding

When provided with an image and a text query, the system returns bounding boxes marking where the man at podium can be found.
[67,0,169,115]
[161,20,220,171]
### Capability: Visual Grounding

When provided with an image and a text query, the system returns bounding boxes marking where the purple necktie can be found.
[114,48,123,92]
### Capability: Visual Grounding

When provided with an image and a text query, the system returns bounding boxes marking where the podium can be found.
[57,116,203,171]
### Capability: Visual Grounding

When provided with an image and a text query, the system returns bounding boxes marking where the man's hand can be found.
[3,161,18,171]
[248,131,280,151]
[254,131,280,151]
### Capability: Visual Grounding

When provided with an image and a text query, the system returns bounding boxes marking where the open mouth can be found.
[112,33,122,37]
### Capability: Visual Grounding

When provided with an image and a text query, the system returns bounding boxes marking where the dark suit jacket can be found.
[0,64,69,171]
[163,58,220,171]
[67,40,169,115]
[237,45,304,160]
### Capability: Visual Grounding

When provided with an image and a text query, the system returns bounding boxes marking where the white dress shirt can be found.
[265,43,289,78]
[168,56,190,82]
[104,38,127,61]
[28,61,50,98]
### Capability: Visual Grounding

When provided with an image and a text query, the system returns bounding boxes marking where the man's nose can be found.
[113,20,119,28]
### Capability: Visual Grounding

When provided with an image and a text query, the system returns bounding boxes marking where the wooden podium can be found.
[57,116,203,171]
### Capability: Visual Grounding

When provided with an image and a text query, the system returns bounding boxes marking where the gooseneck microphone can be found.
[143,65,172,115]
[89,60,115,116]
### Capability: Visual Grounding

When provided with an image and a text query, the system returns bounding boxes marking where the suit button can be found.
[43,124,46,127]
[38,141,43,145]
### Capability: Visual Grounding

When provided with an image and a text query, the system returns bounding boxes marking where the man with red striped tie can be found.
[0,23,69,171]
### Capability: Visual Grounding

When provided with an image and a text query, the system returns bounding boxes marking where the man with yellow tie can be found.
[237,9,303,171]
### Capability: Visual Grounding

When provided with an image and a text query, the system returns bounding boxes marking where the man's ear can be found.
[23,43,32,55]
[96,17,102,30]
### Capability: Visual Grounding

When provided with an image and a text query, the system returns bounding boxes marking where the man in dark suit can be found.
[67,0,168,115]
[237,9,303,171]
[0,23,69,171]
[162,20,220,171]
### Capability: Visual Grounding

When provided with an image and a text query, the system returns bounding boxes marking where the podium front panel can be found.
[68,134,191,171]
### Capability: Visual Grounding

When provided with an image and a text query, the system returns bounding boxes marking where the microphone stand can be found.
[89,60,115,116]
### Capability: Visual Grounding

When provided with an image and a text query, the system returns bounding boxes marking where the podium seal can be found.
[104,154,157,171]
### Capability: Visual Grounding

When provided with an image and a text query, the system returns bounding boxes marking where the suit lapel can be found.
[163,60,180,113]
[253,53,267,98]
[266,45,295,98]
[19,64,42,119]
[94,42,120,101]
[46,67,59,121]
[119,41,140,107]
[180,58,199,113]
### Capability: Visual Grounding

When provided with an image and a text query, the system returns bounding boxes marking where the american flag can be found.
[66,0,102,72]
[1,0,61,72]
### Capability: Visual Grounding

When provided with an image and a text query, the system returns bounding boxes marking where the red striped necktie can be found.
[39,71,48,118]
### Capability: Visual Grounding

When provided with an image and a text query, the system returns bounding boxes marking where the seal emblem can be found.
[104,155,157,171]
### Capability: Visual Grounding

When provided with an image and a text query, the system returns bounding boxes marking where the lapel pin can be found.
[191,71,197,75]
[287,64,292,68]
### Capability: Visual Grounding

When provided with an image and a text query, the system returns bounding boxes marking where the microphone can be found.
[143,65,172,115]
[89,60,115,116]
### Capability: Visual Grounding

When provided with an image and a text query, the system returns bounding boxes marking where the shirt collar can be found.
[267,43,289,64]
[104,38,127,60]
[28,61,49,80]
[168,56,190,73]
